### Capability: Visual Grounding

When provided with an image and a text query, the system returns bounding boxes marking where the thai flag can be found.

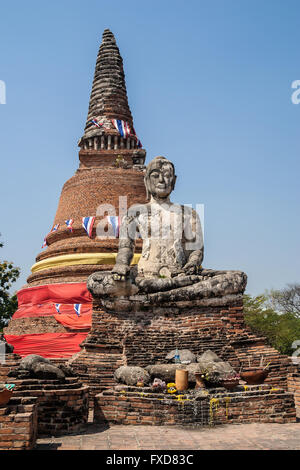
[74,304,81,317]
[82,216,95,238]
[55,304,61,314]
[90,118,103,128]
[111,119,131,138]
[51,224,60,232]
[107,216,120,238]
[41,237,48,249]
[65,219,74,233]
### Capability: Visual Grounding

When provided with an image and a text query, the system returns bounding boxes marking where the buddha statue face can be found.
[145,156,177,200]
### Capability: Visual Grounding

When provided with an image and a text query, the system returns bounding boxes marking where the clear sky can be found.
[0,0,299,296]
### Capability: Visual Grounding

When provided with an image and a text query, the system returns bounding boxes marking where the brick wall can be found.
[12,377,89,436]
[71,298,295,406]
[287,373,300,418]
[0,354,21,382]
[94,384,296,427]
[0,397,38,450]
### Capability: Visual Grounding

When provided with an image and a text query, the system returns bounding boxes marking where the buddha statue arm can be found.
[183,209,204,275]
[111,215,136,280]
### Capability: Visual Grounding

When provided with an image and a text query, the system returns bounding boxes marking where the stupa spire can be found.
[80,29,135,148]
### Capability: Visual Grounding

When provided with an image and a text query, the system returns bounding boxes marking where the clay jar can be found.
[175,369,188,391]
[194,372,206,389]
[240,368,269,385]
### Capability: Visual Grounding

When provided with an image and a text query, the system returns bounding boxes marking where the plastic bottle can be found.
[174,348,181,364]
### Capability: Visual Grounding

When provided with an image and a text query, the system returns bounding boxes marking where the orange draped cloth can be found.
[4,333,88,358]
[8,282,93,357]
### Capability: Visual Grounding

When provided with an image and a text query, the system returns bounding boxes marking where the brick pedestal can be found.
[0,397,38,450]
[12,377,89,436]
[95,384,296,427]
[70,296,295,409]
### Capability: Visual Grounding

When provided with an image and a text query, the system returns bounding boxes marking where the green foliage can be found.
[266,284,300,318]
[0,237,20,329]
[244,293,300,355]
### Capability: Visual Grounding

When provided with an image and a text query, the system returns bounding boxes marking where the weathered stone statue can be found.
[87,156,247,310]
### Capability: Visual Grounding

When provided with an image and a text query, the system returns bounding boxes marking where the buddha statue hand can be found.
[183,250,204,275]
[183,262,202,276]
[111,263,131,282]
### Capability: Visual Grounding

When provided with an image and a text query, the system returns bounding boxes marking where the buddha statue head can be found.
[144,156,177,200]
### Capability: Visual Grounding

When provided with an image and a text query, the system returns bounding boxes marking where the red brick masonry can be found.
[287,373,300,418]
[11,377,89,436]
[94,384,296,427]
[0,397,38,450]
[71,298,296,406]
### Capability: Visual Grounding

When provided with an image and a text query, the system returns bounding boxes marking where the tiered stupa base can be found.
[69,294,297,417]
[4,377,89,437]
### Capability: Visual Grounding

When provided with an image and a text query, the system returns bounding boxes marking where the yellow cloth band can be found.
[31,253,141,274]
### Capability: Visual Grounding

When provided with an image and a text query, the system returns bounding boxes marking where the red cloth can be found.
[4,333,88,358]
[53,312,92,329]
[15,303,92,320]
[10,283,92,357]
[17,282,92,307]
[13,283,93,323]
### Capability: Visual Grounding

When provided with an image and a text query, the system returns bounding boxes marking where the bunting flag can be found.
[55,303,61,314]
[107,215,121,238]
[42,223,60,248]
[74,304,81,317]
[82,217,95,238]
[111,119,131,138]
[90,118,103,128]
[65,219,74,233]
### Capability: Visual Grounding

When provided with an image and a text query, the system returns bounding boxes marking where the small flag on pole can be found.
[65,219,74,233]
[55,304,61,314]
[111,119,131,138]
[107,216,121,238]
[42,237,48,249]
[82,217,95,238]
[51,224,60,232]
[74,304,81,317]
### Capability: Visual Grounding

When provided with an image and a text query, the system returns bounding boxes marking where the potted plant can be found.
[194,372,206,389]
[196,368,221,388]
[240,356,270,385]
[151,378,167,393]
[221,373,240,390]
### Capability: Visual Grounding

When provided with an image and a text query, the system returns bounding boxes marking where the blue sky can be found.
[0,0,299,295]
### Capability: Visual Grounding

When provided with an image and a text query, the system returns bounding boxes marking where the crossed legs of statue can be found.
[87,268,247,305]
[135,269,247,304]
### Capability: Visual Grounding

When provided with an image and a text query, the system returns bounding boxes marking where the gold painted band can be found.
[31,253,141,274]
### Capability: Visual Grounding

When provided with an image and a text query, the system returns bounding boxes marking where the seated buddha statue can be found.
[87,156,247,309]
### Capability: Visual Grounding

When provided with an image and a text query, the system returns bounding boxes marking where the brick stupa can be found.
[5,29,147,357]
